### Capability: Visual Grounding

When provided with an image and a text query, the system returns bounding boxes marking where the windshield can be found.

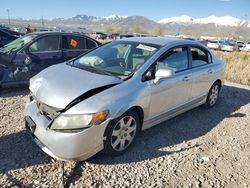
[0,34,36,53]
[73,41,160,78]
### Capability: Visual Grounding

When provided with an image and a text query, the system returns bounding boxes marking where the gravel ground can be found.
[0,81,249,188]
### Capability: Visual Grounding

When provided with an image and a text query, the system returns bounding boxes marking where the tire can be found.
[104,109,140,156]
[204,81,221,108]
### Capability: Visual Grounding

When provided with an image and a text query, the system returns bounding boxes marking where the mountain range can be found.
[51,14,250,28]
[158,15,250,27]
[1,14,250,40]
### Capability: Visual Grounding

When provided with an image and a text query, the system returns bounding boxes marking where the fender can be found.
[61,84,118,113]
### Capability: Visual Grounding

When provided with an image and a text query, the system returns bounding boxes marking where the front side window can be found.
[191,47,210,67]
[62,35,86,50]
[73,41,159,78]
[157,47,188,72]
[29,35,60,52]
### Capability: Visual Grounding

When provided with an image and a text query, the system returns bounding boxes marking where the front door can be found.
[148,46,192,119]
[13,35,61,82]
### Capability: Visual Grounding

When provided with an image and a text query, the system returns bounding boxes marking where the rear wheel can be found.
[104,110,140,156]
[205,82,221,108]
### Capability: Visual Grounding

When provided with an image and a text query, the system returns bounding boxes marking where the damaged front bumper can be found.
[24,99,109,161]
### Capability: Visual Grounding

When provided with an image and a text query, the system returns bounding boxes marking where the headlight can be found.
[50,110,109,130]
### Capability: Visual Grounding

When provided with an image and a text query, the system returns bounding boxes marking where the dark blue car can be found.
[0,28,21,47]
[0,32,101,88]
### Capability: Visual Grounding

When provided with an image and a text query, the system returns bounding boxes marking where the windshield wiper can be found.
[75,65,121,79]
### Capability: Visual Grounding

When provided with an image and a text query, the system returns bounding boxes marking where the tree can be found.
[104,24,115,33]
[154,25,165,36]
[132,26,146,34]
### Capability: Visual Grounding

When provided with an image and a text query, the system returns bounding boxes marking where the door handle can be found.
[208,69,213,74]
[183,76,191,81]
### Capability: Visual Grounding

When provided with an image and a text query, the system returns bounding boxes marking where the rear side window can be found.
[62,35,86,49]
[29,35,60,52]
[157,47,188,72]
[86,39,97,49]
[191,47,211,67]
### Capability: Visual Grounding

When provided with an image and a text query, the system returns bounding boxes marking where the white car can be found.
[207,40,223,50]
[240,42,250,52]
[221,40,239,52]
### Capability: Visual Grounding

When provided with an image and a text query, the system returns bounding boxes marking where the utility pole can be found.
[7,9,10,26]
[41,16,44,28]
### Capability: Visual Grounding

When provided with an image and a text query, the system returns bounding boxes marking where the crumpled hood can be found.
[30,63,122,109]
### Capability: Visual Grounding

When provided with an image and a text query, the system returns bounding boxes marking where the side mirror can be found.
[154,69,175,84]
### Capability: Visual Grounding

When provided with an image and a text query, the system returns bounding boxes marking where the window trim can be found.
[142,45,190,82]
[86,38,99,49]
[188,45,213,69]
[157,45,190,73]
[61,34,88,50]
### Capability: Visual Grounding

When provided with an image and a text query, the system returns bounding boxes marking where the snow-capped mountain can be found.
[103,15,128,20]
[54,14,128,23]
[158,15,249,27]
[158,15,193,24]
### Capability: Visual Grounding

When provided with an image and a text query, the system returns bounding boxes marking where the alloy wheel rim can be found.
[111,116,137,151]
[209,85,219,106]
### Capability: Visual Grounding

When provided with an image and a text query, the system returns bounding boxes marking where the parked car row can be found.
[0,31,101,88]
[206,39,250,52]
[92,32,156,40]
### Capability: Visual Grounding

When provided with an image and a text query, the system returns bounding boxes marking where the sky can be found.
[0,0,249,21]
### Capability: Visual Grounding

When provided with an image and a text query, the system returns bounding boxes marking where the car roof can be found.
[118,37,197,46]
[0,28,21,37]
[28,31,88,36]
[25,31,101,44]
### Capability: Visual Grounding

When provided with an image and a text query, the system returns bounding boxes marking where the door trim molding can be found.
[142,94,206,130]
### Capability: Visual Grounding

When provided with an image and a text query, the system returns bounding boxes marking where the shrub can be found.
[214,51,250,86]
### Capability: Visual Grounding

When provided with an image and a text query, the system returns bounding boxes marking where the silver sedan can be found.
[25,37,225,161]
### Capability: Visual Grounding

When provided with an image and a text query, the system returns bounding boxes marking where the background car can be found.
[94,32,107,40]
[237,41,245,51]
[0,28,22,47]
[108,33,120,40]
[206,40,223,50]
[119,34,135,39]
[240,42,250,52]
[0,32,101,88]
[221,40,239,52]
[25,37,225,161]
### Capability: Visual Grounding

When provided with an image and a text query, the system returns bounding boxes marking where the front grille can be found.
[35,100,60,120]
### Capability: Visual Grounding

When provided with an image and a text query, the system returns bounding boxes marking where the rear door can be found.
[189,46,214,99]
[62,35,98,61]
[13,35,61,81]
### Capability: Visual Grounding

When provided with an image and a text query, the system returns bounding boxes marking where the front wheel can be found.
[104,110,140,156]
[205,82,221,108]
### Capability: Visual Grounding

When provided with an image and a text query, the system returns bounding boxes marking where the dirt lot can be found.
[0,81,249,188]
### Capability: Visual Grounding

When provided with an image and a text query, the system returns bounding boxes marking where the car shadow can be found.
[0,84,249,185]
[0,130,51,173]
[87,84,250,164]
